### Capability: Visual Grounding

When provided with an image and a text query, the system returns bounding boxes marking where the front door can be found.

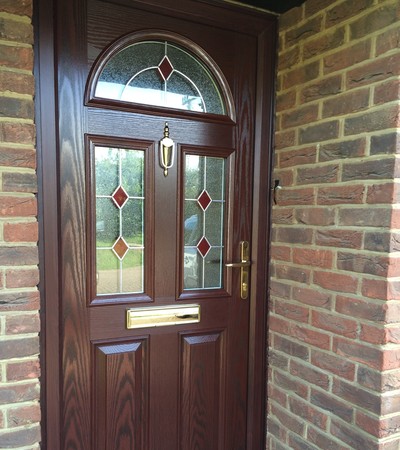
[38,1,276,449]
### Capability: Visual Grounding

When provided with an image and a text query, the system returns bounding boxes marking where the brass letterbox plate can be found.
[126,304,200,329]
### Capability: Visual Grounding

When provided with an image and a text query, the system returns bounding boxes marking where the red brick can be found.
[336,295,385,321]
[6,268,39,288]
[0,196,36,216]
[376,26,400,56]
[275,264,310,284]
[271,245,291,262]
[333,379,380,414]
[6,313,40,334]
[7,403,40,428]
[331,418,379,449]
[304,0,330,18]
[271,403,305,436]
[317,184,365,205]
[295,207,335,226]
[307,427,349,450]
[337,252,389,277]
[272,207,294,224]
[274,371,308,399]
[0,291,39,311]
[276,89,296,112]
[0,145,36,168]
[0,71,34,96]
[344,158,399,182]
[293,286,332,309]
[0,0,32,16]
[374,79,400,106]
[0,336,39,360]
[7,360,40,382]
[282,104,318,129]
[0,96,34,120]
[0,246,37,265]
[279,6,303,31]
[324,40,371,74]
[290,360,329,390]
[0,382,39,405]
[323,89,369,117]
[303,28,345,60]
[326,0,375,28]
[319,138,366,161]
[357,366,382,392]
[313,271,358,294]
[357,411,400,439]
[315,229,362,249]
[0,123,35,145]
[371,133,399,156]
[292,324,330,350]
[269,350,289,371]
[297,164,339,185]
[282,61,320,90]
[300,75,342,103]
[311,349,356,380]
[270,280,291,300]
[360,323,386,345]
[289,398,328,432]
[0,18,33,45]
[347,54,400,89]
[285,16,323,48]
[274,335,309,361]
[275,298,309,323]
[278,47,301,72]
[367,183,398,204]
[350,4,400,40]
[333,337,382,370]
[2,172,37,193]
[312,311,357,338]
[0,45,33,70]
[276,187,314,206]
[275,129,296,150]
[339,207,391,227]
[269,315,291,335]
[4,221,38,242]
[276,226,313,244]
[310,389,353,422]
[299,120,339,144]
[386,326,400,345]
[0,425,40,447]
[273,169,294,187]
[293,248,333,268]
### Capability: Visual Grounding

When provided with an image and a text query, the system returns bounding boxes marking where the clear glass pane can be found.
[122,199,144,246]
[95,145,145,295]
[122,250,143,292]
[183,154,225,290]
[96,249,119,294]
[96,197,119,247]
[95,40,226,115]
[95,147,119,195]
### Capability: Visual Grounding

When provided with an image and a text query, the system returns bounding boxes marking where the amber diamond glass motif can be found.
[197,190,212,211]
[112,186,128,208]
[158,56,174,81]
[112,237,129,260]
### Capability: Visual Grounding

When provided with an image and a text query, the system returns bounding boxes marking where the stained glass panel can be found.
[95,40,226,115]
[183,154,225,290]
[95,146,145,295]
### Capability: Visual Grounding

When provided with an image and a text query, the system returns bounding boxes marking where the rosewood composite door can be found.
[39,1,276,449]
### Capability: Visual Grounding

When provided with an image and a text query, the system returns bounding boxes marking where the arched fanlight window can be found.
[87,32,235,120]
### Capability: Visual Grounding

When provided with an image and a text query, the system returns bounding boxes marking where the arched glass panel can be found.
[94,40,227,115]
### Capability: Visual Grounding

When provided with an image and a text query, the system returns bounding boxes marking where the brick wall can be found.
[0,1,41,449]
[269,0,400,448]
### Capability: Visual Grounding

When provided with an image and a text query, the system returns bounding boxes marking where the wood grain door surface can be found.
[48,1,276,449]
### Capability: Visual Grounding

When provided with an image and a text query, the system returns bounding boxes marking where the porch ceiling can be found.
[239,0,306,14]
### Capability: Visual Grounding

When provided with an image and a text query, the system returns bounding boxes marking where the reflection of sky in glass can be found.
[96,81,204,112]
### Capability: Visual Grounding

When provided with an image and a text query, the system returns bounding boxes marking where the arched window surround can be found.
[85,30,236,122]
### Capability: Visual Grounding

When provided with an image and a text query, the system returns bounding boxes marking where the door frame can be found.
[35,0,277,448]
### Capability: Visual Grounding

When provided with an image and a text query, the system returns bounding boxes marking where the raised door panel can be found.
[180,331,226,450]
[93,339,149,450]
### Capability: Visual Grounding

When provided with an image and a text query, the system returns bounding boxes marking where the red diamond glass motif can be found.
[158,56,174,81]
[197,190,212,211]
[197,237,211,258]
[112,237,129,260]
[112,186,128,208]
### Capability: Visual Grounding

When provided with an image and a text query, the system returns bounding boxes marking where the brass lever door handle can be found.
[225,241,251,300]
